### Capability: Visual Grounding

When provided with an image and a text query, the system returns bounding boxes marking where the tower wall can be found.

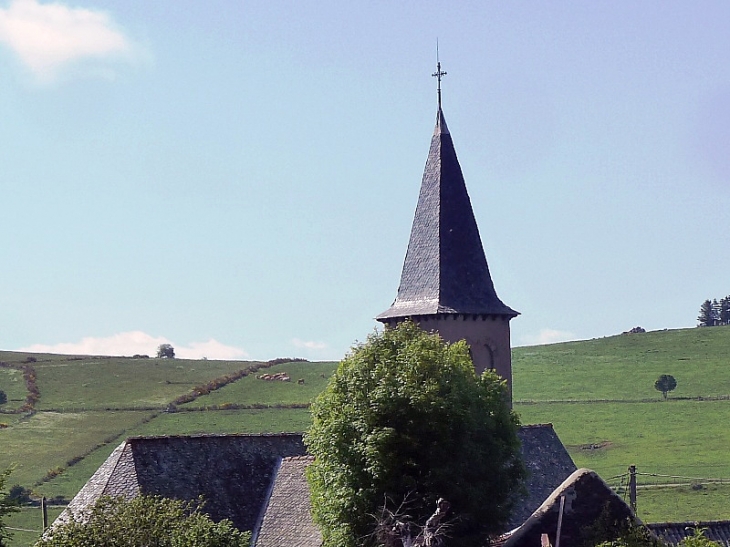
[388,314,513,396]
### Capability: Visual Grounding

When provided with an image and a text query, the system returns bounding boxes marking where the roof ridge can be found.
[128,432,303,441]
[281,455,315,462]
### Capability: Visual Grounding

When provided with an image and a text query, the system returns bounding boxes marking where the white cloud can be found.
[0,0,140,82]
[517,328,576,347]
[18,331,168,356]
[17,331,249,360]
[291,338,328,351]
[175,339,249,361]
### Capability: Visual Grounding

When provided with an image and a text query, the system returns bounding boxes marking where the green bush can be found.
[37,495,250,547]
[679,529,721,547]
[6,485,31,505]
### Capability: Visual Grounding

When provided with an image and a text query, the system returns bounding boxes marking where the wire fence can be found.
[634,472,730,488]
[605,468,730,506]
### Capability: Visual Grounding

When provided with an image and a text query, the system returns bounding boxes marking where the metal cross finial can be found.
[432,43,446,110]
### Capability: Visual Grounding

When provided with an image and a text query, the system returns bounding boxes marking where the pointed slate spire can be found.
[377,107,518,321]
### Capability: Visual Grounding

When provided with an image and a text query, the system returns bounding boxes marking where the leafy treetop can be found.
[305,321,525,547]
[36,495,249,547]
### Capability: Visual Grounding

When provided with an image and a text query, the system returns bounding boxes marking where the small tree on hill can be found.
[0,391,6,405]
[157,344,175,359]
[305,322,525,547]
[654,374,677,400]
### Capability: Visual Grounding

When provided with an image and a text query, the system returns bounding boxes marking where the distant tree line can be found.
[697,296,730,327]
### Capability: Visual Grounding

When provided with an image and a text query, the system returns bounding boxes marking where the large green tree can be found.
[37,495,249,547]
[305,322,525,547]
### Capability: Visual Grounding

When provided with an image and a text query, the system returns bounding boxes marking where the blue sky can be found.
[1,1,729,360]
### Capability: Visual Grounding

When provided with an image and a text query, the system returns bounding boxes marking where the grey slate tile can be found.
[648,521,730,546]
[254,456,322,547]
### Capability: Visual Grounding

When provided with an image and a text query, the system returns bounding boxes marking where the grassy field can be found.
[1,410,156,488]
[32,356,264,411]
[517,400,730,476]
[512,326,730,401]
[512,326,730,521]
[178,361,337,407]
[2,327,730,546]
[6,506,64,547]
[0,367,27,408]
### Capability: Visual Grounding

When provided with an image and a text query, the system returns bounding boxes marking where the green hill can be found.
[512,326,730,524]
[3,327,730,546]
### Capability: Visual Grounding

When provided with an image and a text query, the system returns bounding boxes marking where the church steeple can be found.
[377,61,518,388]
[376,105,517,321]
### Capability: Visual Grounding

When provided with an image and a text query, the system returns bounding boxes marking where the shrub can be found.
[6,485,31,506]
[679,529,721,547]
[38,495,250,547]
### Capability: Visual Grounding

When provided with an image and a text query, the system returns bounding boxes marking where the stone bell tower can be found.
[376,62,519,394]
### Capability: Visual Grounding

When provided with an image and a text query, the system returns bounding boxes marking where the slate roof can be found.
[254,456,322,547]
[55,433,306,533]
[377,108,518,321]
[57,425,574,543]
[509,424,578,529]
[647,521,730,546]
[54,440,139,528]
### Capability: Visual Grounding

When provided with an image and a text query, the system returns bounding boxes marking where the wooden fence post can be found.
[629,465,637,513]
[42,496,48,531]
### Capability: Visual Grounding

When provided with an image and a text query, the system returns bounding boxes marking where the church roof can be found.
[508,424,578,529]
[254,456,322,547]
[53,433,306,534]
[377,108,518,321]
[55,425,574,544]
